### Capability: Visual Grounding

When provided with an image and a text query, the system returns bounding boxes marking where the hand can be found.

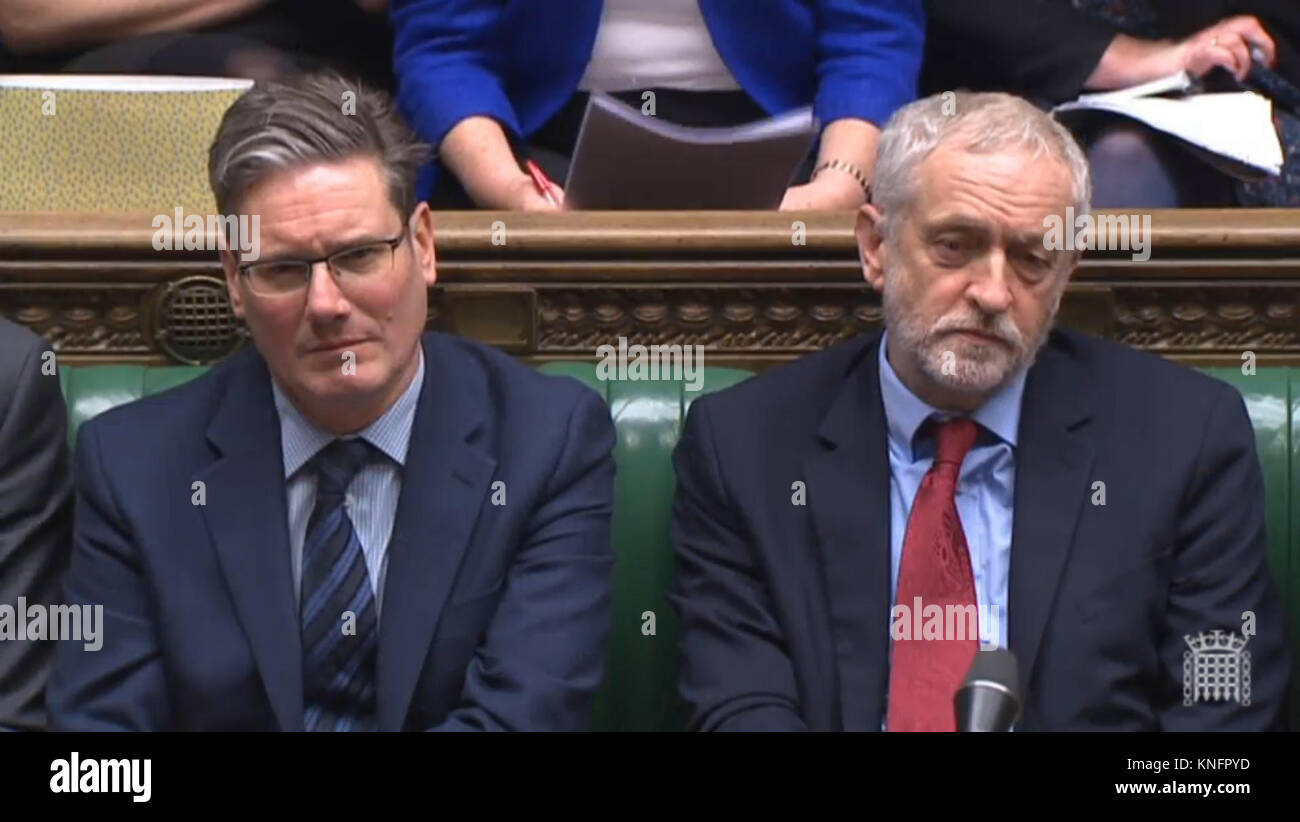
[779,171,867,211]
[502,174,565,212]
[1177,16,1277,81]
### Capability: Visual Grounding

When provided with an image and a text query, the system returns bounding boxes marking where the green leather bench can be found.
[57,362,1299,731]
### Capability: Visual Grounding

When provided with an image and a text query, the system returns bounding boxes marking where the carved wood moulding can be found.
[531,285,1300,355]
[2,210,1299,365]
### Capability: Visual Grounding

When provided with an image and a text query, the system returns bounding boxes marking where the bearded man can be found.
[668,91,1290,732]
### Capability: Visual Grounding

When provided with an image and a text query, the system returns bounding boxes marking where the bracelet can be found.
[812,158,871,199]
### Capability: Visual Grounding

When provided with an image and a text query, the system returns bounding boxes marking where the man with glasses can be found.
[47,73,617,731]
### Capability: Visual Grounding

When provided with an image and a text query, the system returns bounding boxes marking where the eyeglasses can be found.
[238,227,409,297]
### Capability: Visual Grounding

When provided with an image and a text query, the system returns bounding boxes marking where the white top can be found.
[578,0,741,92]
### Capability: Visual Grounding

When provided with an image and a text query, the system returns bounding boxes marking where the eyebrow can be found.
[248,229,400,264]
[923,216,1045,248]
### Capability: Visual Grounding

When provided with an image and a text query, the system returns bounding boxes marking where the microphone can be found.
[954,647,1021,732]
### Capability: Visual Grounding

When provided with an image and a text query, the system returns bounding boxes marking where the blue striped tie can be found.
[301,438,379,732]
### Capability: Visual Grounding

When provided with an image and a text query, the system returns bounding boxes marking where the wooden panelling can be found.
[2,210,1299,366]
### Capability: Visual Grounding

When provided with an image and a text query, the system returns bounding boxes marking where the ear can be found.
[855,202,888,293]
[220,249,245,319]
[410,202,437,288]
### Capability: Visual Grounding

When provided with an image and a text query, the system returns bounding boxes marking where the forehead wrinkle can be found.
[936,169,1068,216]
[916,152,1072,241]
[245,159,396,256]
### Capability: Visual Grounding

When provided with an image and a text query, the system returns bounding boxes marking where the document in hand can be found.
[1051,72,1284,179]
[564,92,818,209]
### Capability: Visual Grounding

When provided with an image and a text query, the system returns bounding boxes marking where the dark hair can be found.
[208,71,431,217]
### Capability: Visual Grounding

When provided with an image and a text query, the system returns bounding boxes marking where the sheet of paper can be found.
[564,92,818,209]
[1075,71,1192,103]
[1054,90,1283,177]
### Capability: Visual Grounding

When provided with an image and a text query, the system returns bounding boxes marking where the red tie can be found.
[886,417,980,732]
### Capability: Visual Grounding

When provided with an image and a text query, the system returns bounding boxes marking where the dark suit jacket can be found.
[670,329,1290,730]
[48,332,616,731]
[0,320,73,731]
[921,0,1300,104]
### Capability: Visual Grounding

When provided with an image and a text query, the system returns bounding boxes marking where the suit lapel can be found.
[1008,333,1096,699]
[805,333,893,731]
[196,349,304,731]
[377,334,496,731]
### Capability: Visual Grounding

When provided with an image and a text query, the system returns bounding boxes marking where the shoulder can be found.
[0,318,49,384]
[424,333,615,474]
[0,320,64,450]
[688,332,876,427]
[1055,328,1238,408]
[425,332,606,416]
[1044,329,1251,452]
[76,347,253,446]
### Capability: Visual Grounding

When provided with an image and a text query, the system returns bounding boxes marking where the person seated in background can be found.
[47,73,617,731]
[0,318,73,732]
[0,0,394,89]
[390,0,924,210]
[668,91,1290,731]
[923,0,1300,207]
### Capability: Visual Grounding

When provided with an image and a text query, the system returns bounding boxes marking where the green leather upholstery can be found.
[59,365,206,447]
[1203,367,1298,730]
[536,362,754,731]
[55,362,1300,730]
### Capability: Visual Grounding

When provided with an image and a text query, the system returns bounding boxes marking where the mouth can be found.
[306,338,371,355]
[942,328,1011,347]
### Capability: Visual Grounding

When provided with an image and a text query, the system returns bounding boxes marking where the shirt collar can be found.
[877,330,1027,462]
[272,347,425,479]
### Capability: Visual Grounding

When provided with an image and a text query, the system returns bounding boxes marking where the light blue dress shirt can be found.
[272,349,425,619]
[878,332,1026,649]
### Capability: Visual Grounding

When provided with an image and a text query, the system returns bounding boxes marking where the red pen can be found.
[524,159,561,208]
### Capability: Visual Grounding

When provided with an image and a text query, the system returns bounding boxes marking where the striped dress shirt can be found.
[271,350,425,619]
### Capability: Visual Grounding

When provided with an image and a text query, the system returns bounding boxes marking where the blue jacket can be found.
[48,332,617,731]
[391,0,924,191]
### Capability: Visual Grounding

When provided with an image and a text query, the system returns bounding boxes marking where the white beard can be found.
[881,264,1061,396]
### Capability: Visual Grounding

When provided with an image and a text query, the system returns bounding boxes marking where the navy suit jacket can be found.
[391,0,924,195]
[48,332,616,731]
[670,329,1291,730]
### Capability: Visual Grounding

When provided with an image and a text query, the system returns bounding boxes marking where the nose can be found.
[966,247,1014,315]
[303,261,350,321]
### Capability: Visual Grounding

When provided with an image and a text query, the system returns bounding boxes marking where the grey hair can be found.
[208,71,431,218]
[872,92,1091,239]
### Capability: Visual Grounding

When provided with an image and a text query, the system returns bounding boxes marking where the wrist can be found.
[463,166,532,209]
[810,158,870,203]
[495,172,540,210]
[1089,34,1182,90]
